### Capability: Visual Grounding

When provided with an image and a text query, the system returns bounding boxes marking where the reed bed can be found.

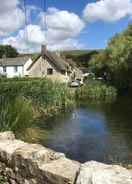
[0,78,74,132]
[75,80,117,102]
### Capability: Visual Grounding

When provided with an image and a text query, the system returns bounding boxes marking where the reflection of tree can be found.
[102,96,132,164]
[37,111,72,130]
[80,98,132,164]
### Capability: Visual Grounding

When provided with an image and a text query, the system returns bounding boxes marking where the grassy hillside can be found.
[62,50,94,56]
[62,50,101,68]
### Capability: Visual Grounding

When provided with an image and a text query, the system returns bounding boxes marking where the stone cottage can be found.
[27,45,72,83]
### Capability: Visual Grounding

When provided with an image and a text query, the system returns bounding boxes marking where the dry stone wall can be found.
[0,132,132,184]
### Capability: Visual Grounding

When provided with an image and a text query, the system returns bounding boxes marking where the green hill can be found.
[61,50,101,68]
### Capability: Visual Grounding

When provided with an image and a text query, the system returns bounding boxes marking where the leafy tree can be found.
[89,24,132,90]
[0,45,18,58]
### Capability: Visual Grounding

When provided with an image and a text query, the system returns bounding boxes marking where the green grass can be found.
[62,50,95,56]
[75,80,117,102]
[0,78,117,134]
[0,78,74,132]
[18,53,40,61]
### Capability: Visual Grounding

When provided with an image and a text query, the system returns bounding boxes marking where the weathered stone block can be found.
[39,157,80,184]
[0,132,15,140]
[12,143,65,178]
[0,132,132,184]
[0,140,26,166]
[76,161,132,184]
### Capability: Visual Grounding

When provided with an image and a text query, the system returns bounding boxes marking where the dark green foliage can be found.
[0,175,8,184]
[0,45,18,58]
[62,50,100,67]
[89,24,132,90]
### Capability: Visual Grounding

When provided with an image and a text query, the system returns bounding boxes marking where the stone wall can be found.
[0,132,132,184]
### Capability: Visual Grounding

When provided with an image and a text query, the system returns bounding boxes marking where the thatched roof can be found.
[0,57,29,66]
[27,47,69,71]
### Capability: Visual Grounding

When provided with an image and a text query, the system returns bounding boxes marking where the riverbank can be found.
[0,131,132,184]
[0,78,117,135]
[0,78,74,134]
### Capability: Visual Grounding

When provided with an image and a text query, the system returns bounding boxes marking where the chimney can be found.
[2,54,6,59]
[55,51,61,57]
[2,54,6,66]
[41,45,47,56]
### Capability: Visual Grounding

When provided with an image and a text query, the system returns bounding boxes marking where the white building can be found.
[0,57,33,78]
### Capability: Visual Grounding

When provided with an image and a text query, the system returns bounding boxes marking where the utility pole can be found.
[23,0,28,42]
[41,0,47,77]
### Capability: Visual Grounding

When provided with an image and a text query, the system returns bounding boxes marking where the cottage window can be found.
[47,68,53,75]
[61,70,66,75]
[14,66,18,72]
[3,66,6,73]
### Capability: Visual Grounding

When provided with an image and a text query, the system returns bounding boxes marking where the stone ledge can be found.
[0,132,132,184]
[0,131,15,140]
[76,161,132,184]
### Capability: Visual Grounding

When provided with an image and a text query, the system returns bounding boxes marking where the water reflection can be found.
[37,96,132,164]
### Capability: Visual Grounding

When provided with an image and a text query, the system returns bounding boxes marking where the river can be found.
[32,96,132,164]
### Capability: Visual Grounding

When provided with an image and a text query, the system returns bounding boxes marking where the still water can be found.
[37,96,132,164]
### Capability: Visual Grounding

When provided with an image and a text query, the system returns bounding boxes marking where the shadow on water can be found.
[29,96,132,164]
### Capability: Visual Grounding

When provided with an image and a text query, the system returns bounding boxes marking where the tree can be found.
[89,24,132,90]
[0,45,18,58]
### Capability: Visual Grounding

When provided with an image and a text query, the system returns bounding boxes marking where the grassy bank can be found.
[0,77,117,139]
[0,78,74,133]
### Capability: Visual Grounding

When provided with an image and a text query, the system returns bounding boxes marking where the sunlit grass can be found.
[75,80,117,102]
[0,78,74,132]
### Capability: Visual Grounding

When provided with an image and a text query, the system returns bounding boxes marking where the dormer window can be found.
[61,70,66,75]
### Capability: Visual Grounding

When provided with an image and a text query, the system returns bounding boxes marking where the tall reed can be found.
[75,80,117,102]
[0,78,74,132]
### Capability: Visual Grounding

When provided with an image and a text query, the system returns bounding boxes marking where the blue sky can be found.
[28,0,131,49]
[0,0,132,52]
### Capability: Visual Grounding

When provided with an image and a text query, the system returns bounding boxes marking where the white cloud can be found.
[2,7,85,52]
[0,0,24,37]
[3,25,45,53]
[83,0,132,22]
[3,24,85,53]
[0,0,19,12]
[39,7,85,44]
